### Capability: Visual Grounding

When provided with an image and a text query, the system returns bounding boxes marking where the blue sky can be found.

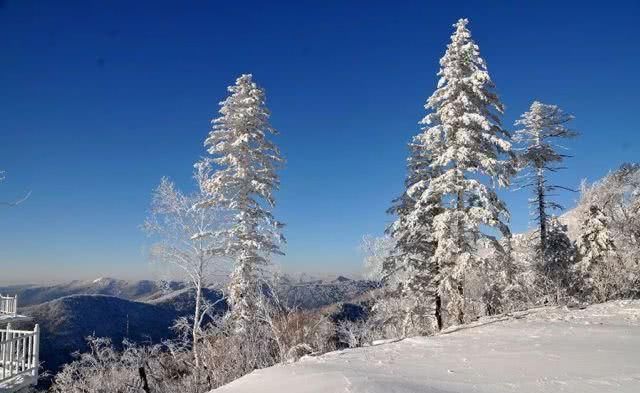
[1,0,639,283]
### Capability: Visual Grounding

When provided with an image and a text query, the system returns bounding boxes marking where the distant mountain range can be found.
[0,276,377,378]
[0,277,186,307]
[18,295,181,376]
[276,275,379,309]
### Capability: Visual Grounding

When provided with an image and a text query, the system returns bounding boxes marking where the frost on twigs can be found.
[0,170,31,207]
[144,162,231,367]
[514,101,577,294]
[571,164,640,302]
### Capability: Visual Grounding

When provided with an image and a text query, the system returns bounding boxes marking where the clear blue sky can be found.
[1,0,638,283]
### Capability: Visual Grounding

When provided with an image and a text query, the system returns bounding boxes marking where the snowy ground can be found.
[0,314,29,324]
[213,300,640,393]
[0,370,36,393]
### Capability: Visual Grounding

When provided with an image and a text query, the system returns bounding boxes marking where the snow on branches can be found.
[200,74,285,333]
[144,162,230,366]
[414,18,514,325]
[514,101,577,267]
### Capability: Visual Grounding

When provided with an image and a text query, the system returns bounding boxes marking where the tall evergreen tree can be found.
[514,101,577,268]
[201,74,284,332]
[415,18,514,325]
[386,141,442,332]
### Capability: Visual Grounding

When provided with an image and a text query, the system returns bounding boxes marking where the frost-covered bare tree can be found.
[360,234,395,282]
[415,18,514,325]
[0,170,31,207]
[144,162,230,366]
[51,301,336,393]
[514,101,577,268]
[574,163,640,300]
[200,74,285,333]
[51,337,160,393]
[578,164,640,251]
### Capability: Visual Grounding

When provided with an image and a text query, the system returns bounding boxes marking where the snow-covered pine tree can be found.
[201,74,284,332]
[576,205,616,270]
[538,216,576,302]
[514,101,577,270]
[386,140,442,332]
[575,205,617,301]
[416,18,514,325]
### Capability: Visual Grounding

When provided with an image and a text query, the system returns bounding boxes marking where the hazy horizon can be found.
[0,267,365,286]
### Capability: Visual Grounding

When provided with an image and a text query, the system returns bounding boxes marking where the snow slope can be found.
[213,301,640,393]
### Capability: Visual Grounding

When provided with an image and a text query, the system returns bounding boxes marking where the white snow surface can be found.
[213,301,640,392]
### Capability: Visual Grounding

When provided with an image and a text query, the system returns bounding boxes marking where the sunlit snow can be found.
[213,301,640,393]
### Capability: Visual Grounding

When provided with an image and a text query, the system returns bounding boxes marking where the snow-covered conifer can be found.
[572,164,640,301]
[386,140,442,332]
[514,101,577,268]
[575,205,618,301]
[414,18,514,325]
[576,205,616,271]
[201,74,284,332]
[538,216,576,302]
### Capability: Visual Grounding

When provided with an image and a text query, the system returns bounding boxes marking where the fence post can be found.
[32,324,40,379]
[7,323,13,377]
[1,323,7,380]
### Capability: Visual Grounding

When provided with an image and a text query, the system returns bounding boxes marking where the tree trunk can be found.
[138,366,152,393]
[193,282,202,368]
[457,283,465,325]
[434,294,443,331]
[230,253,258,333]
[456,178,466,326]
[537,167,547,267]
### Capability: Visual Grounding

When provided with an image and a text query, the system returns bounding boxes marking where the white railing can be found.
[0,295,17,317]
[0,324,39,385]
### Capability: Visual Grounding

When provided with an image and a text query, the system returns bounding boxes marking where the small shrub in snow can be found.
[285,343,314,363]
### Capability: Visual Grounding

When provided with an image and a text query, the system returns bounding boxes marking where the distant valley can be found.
[0,276,377,378]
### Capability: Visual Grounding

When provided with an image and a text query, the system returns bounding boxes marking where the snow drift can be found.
[213,300,640,393]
